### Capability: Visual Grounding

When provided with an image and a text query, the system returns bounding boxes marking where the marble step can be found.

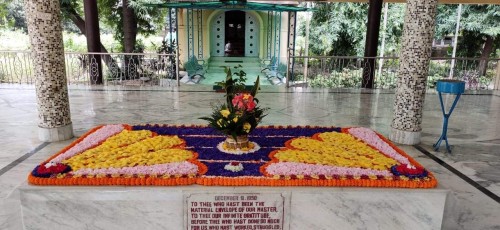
[210,57,261,63]
[19,184,447,230]
[208,63,262,70]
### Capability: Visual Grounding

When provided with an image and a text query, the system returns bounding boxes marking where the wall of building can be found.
[177,9,290,69]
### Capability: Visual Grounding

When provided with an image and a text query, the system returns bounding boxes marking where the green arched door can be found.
[210,11,259,57]
[210,13,225,57]
[244,12,259,57]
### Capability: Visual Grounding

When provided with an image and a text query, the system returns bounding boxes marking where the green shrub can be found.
[309,68,362,88]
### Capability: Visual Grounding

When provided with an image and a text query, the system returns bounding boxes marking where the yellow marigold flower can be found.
[243,94,251,100]
[233,117,238,123]
[243,122,251,133]
[220,109,230,118]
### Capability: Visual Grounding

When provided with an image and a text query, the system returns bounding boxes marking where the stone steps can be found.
[208,57,262,72]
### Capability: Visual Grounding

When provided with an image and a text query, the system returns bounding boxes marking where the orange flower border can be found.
[29,124,437,188]
[29,124,208,186]
[255,127,437,188]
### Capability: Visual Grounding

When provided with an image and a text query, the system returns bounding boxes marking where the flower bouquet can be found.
[200,66,267,151]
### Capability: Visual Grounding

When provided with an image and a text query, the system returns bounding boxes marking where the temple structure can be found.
[149,1,308,85]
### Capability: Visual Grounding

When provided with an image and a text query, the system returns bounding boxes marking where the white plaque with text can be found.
[186,193,285,230]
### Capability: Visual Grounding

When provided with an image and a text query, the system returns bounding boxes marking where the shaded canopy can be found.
[142,1,310,12]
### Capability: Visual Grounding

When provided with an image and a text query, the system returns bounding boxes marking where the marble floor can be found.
[0,84,499,229]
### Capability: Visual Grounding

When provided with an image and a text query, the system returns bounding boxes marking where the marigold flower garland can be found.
[29,124,437,188]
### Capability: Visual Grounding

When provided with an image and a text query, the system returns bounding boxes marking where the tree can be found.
[60,0,115,69]
[435,4,500,75]
[0,0,27,32]
[94,0,166,79]
[0,1,10,29]
[98,0,165,52]
[58,0,166,80]
[304,3,368,56]
[60,0,165,53]
[299,3,405,57]
[380,4,405,57]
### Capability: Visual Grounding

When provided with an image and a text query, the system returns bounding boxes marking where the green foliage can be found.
[381,4,405,56]
[306,2,368,56]
[99,0,166,52]
[0,0,26,32]
[462,6,493,34]
[308,68,363,88]
[154,39,177,75]
[62,32,88,51]
[298,3,406,57]
[426,61,451,89]
[457,31,486,58]
[426,74,443,89]
[435,4,500,58]
[58,0,166,52]
[200,67,267,139]
[215,65,248,95]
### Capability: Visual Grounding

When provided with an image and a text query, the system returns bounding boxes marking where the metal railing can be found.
[1,51,498,90]
[290,56,499,90]
[0,51,178,86]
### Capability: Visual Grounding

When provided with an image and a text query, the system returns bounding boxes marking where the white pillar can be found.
[25,0,74,142]
[448,4,462,79]
[390,0,438,145]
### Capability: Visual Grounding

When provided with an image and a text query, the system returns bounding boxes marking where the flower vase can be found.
[224,135,250,149]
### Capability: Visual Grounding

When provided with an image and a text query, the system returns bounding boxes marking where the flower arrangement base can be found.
[218,135,261,155]
[224,135,249,149]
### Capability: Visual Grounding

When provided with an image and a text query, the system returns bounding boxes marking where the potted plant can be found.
[200,66,267,150]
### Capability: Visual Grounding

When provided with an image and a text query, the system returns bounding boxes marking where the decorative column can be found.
[389,0,438,145]
[25,0,73,142]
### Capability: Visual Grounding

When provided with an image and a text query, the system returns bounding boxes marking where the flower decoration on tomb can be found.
[29,125,437,188]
